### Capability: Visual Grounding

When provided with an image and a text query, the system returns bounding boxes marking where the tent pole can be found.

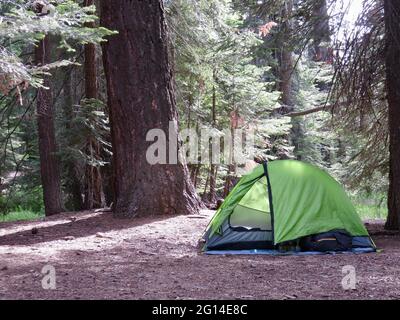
[263,161,275,246]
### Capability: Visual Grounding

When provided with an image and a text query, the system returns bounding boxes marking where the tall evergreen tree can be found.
[385,0,400,230]
[100,0,201,217]
[83,0,105,209]
[34,34,63,216]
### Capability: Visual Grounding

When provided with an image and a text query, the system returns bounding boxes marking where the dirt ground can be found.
[0,209,399,300]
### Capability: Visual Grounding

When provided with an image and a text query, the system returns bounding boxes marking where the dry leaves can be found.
[258,21,278,37]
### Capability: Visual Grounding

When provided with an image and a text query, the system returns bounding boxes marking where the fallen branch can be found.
[286,101,348,117]
[286,105,333,117]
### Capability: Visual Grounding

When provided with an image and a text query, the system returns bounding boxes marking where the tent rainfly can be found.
[203,160,375,254]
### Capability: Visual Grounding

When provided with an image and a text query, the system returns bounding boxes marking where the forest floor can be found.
[0,209,399,300]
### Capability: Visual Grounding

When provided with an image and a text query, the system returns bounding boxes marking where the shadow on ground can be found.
[0,210,399,299]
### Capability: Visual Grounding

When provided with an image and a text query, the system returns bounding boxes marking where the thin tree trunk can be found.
[278,0,303,159]
[193,164,200,188]
[280,48,294,109]
[187,92,193,129]
[384,0,400,230]
[202,170,210,199]
[209,80,217,203]
[64,67,84,210]
[209,164,217,203]
[311,0,331,63]
[101,0,201,217]
[190,163,199,184]
[35,37,63,216]
[224,120,237,197]
[279,1,295,110]
[83,0,105,209]
[186,92,195,183]
[84,0,98,100]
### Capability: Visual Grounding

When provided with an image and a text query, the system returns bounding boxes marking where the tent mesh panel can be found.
[230,204,271,231]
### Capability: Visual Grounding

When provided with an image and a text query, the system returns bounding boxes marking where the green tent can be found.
[203,160,375,252]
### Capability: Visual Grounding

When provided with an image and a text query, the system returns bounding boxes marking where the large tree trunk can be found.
[35,37,63,216]
[100,0,201,217]
[385,0,400,230]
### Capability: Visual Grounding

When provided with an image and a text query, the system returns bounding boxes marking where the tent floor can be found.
[205,247,376,255]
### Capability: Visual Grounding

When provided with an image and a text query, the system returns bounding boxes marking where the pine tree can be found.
[34,35,63,215]
[100,0,201,217]
[385,0,400,230]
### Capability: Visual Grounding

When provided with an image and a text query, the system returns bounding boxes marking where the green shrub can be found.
[352,192,387,220]
[0,185,44,221]
[0,208,44,222]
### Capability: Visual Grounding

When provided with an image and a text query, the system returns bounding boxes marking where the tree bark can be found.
[84,1,98,100]
[63,66,84,210]
[35,37,63,216]
[384,0,400,230]
[202,171,210,200]
[83,0,105,210]
[100,0,201,217]
[311,0,331,63]
[223,120,237,197]
[209,80,217,204]
[277,0,303,159]
[209,164,217,203]
[279,1,295,109]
